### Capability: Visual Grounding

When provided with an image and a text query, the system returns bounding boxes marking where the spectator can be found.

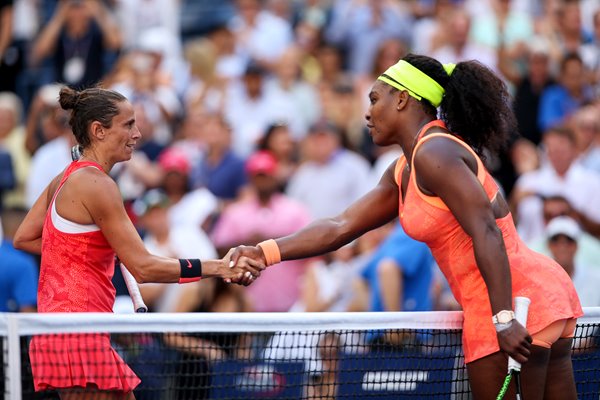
[538,53,593,132]
[257,122,299,190]
[110,50,181,145]
[358,223,434,314]
[291,243,365,313]
[411,0,459,56]
[572,104,600,174]
[211,150,312,312]
[0,92,30,209]
[512,127,600,242]
[188,113,248,202]
[156,147,218,234]
[224,61,285,156]
[546,216,600,307]
[501,36,554,146]
[527,195,600,268]
[287,120,371,220]
[24,95,74,208]
[469,0,533,52]
[24,83,65,154]
[580,9,600,91]
[264,46,321,140]
[228,0,294,69]
[30,0,122,88]
[130,189,218,313]
[114,0,180,52]
[431,7,497,71]
[0,0,14,92]
[325,0,412,76]
[0,207,38,312]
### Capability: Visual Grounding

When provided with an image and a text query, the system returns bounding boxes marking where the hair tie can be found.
[443,63,456,76]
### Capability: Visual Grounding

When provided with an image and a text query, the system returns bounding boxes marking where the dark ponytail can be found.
[58,86,127,149]
[403,54,516,157]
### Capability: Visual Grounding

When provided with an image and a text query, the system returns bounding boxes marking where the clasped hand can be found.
[221,246,266,286]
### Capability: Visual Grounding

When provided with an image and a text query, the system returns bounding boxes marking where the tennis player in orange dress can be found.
[230,54,582,400]
[14,86,262,399]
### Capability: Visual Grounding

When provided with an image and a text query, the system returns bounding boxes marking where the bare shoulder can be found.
[414,134,476,173]
[68,167,121,204]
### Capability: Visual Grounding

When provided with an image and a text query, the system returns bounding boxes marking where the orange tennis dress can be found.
[30,160,140,392]
[398,120,582,363]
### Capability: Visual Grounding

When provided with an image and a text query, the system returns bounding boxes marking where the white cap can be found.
[546,216,581,241]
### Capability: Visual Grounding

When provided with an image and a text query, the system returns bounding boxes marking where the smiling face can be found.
[101,101,141,163]
[365,80,402,146]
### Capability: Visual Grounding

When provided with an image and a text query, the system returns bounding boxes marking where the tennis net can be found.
[2,309,599,399]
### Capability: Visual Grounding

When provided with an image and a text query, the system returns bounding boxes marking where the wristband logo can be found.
[186,259,192,269]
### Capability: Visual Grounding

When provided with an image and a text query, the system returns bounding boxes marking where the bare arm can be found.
[13,174,63,254]
[86,0,122,50]
[282,163,400,260]
[75,170,259,283]
[378,259,403,311]
[0,4,13,60]
[30,3,68,66]
[414,139,512,314]
[414,138,531,362]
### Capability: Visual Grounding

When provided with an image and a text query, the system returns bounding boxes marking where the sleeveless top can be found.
[397,120,582,363]
[38,161,117,313]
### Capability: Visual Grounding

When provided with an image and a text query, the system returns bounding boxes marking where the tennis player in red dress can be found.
[15,86,262,399]
[230,54,582,400]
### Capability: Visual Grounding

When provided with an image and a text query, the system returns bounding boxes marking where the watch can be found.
[492,310,515,324]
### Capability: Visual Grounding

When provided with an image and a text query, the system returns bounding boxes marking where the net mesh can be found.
[2,311,599,399]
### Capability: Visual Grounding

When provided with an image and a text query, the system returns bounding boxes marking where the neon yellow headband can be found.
[377,60,456,107]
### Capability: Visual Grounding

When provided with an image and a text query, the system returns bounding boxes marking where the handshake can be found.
[219,245,267,286]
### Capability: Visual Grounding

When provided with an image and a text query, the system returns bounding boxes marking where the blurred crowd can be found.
[1,0,600,324]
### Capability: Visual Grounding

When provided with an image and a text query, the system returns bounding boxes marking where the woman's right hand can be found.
[222,247,266,286]
[496,321,532,364]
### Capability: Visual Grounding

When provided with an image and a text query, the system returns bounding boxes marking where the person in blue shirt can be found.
[538,53,593,132]
[359,222,434,347]
[0,208,38,312]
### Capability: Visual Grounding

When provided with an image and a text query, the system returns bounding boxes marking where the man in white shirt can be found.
[546,216,600,307]
[286,120,371,220]
[513,127,600,242]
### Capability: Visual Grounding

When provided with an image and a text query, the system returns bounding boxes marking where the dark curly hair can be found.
[402,53,516,158]
[59,86,127,149]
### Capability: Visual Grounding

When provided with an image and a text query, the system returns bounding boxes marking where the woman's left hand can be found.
[496,321,532,364]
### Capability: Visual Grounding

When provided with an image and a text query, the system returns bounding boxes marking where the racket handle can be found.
[508,296,531,372]
[120,263,148,313]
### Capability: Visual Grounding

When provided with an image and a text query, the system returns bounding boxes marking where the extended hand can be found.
[222,247,266,286]
[227,245,268,285]
[496,320,532,364]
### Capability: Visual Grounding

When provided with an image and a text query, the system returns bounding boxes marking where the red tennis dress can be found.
[398,120,582,363]
[30,161,140,392]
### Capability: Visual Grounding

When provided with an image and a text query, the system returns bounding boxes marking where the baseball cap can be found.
[132,189,170,217]
[158,148,191,174]
[246,151,278,176]
[546,216,581,241]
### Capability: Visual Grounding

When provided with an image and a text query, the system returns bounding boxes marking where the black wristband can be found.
[178,258,202,283]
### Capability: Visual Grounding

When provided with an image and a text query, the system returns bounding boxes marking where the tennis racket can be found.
[496,296,531,400]
[120,262,148,313]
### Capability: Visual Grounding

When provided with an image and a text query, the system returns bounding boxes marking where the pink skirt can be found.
[29,333,141,392]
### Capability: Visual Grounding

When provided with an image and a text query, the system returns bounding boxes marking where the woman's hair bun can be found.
[58,87,80,110]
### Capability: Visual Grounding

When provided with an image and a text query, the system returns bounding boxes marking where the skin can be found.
[14,99,264,398]
[14,100,263,283]
[232,80,541,396]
